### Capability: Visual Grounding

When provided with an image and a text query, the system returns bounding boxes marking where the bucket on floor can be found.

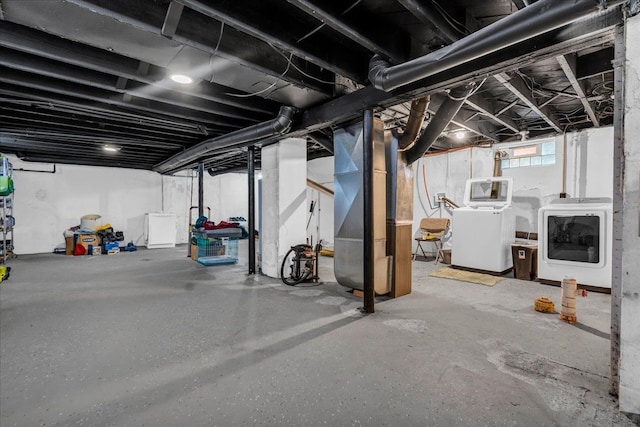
[80,214,102,231]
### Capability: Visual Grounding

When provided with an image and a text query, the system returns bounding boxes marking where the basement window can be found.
[501,139,555,170]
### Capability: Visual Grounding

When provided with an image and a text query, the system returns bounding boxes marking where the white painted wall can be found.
[5,153,258,254]
[620,13,640,415]
[7,155,165,254]
[412,147,494,250]
[202,173,251,223]
[502,128,613,233]
[307,157,334,247]
[407,128,614,252]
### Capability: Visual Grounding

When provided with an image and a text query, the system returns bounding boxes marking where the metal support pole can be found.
[609,23,626,397]
[197,162,204,218]
[363,110,375,313]
[248,146,256,275]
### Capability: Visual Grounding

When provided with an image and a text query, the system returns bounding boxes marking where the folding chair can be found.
[413,218,450,263]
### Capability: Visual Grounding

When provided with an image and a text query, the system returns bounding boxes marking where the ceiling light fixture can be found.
[455,131,466,140]
[170,74,193,84]
[103,145,120,152]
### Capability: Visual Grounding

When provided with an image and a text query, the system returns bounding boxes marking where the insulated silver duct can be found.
[369,0,623,92]
[334,118,390,294]
[153,106,296,174]
[403,83,475,164]
[397,97,429,150]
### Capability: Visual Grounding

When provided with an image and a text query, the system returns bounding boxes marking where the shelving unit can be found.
[1,156,15,264]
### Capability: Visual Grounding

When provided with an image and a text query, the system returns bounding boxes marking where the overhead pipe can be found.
[491,151,507,199]
[207,164,261,176]
[402,83,475,164]
[153,106,296,174]
[369,0,623,92]
[397,97,429,150]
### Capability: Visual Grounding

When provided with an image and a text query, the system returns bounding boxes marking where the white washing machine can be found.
[452,177,516,274]
[538,198,612,289]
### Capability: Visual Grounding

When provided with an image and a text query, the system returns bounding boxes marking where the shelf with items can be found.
[1,155,15,265]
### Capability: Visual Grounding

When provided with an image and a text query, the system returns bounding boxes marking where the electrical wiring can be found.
[268,44,352,89]
[297,0,362,43]
[208,22,225,83]
[431,0,468,36]
[422,161,436,210]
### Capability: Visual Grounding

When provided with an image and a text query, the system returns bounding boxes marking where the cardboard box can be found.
[190,244,198,261]
[65,236,74,256]
[92,246,101,256]
[76,234,101,251]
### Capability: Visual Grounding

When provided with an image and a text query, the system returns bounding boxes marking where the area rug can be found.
[429,267,504,287]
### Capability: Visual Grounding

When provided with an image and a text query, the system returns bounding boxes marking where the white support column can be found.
[619,11,640,415]
[260,138,308,278]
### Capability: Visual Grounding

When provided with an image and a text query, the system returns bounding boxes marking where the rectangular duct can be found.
[386,136,414,297]
[334,118,390,294]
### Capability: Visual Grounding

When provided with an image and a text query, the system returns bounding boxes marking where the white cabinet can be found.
[144,213,176,249]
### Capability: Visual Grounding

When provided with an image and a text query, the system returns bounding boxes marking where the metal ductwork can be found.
[369,0,623,92]
[153,106,296,174]
[333,117,390,296]
[397,97,429,150]
[403,83,475,164]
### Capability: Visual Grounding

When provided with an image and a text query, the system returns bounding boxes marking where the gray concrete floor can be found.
[0,241,634,426]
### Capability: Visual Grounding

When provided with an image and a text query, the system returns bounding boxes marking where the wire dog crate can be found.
[194,234,239,266]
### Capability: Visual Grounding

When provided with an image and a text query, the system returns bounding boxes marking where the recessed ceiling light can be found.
[170,74,193,84]
[455,131,466,140]
[103,145,120,152]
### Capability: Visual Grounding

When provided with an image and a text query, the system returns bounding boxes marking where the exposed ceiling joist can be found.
[556,53,600,126]
[464,93,520,133]
[0,68,252,129]
[0,94,213,136]
[161,1,185,38]
[576,47,614,79]
[0,0,621,173]
[430,94,500,142]
[0,49,268,122]
[0,21,278,114]
[0,114,192,147]
[397,0,462,44]
[494,72,562,133]
[297,6,619,135]
[3,0,332,99]
[175,0,363,81]
[285,0,403,63]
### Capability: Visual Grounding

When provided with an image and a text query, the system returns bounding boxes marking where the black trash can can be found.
[511,243,538,281]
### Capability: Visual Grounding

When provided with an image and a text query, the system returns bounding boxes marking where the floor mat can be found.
[429,267,504,287]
